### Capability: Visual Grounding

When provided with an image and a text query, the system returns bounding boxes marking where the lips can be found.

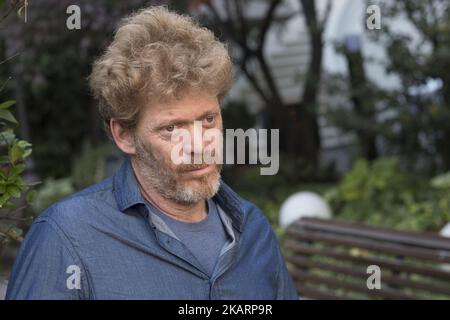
[184,165,209,172]
[180,164,214,175]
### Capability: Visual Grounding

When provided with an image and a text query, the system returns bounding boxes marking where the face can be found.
[130,91,223,204]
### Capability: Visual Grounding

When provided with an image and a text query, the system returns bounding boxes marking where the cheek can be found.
[138,135,172,163]
[157,141,180,169]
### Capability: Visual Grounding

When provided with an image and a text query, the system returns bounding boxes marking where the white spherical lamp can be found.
[440,222,450,238]
[279,191,332,228]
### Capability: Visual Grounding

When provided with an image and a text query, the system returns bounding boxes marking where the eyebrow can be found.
[157,110,220,128]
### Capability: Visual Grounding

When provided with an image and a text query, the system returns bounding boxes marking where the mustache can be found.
[133,137,221,174]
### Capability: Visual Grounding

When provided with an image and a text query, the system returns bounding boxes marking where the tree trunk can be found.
[344,44,378,161]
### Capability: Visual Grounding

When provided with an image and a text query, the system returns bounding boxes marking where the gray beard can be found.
[133,136,221,204]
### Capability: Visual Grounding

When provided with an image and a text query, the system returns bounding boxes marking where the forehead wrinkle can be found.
[139,92,221,129]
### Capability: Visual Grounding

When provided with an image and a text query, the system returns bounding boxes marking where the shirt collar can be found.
[113,157,146,211]
[113,158,246,232]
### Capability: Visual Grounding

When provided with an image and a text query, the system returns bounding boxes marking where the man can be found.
[6,6,298,300]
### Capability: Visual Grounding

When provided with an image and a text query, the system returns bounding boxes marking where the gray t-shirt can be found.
[148,198,229,277]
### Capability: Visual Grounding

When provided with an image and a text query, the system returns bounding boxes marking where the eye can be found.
[165,125,175,132]
[205,115,215,124]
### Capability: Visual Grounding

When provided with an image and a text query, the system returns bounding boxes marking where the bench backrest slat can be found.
[284,218,450,300]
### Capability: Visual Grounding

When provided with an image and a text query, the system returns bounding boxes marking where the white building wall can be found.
[224,0,423,173]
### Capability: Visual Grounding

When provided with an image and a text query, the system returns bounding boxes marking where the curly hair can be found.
[89,6,234,133]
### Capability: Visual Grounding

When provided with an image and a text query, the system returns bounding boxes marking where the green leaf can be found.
[4,200,14,209]
[0,194,10,207]
[14,176,24,186]
[7,184,21,198]
[10,164,25,177]
[0,100,15,110]
[23,148,32,158]
[0,109,18,123]
[9,143,24,163]
[17,140,32,149]
[17,140,32,159]
[0,129,16,145]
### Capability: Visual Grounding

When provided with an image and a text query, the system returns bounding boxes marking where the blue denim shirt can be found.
[6,159,298,300]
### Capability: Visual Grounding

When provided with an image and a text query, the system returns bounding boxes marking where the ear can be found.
[110,119,136,155]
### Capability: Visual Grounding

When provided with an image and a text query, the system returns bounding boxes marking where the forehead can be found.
[141,92,220,126]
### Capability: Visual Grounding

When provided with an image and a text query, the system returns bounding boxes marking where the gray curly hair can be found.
[89,6,234,133]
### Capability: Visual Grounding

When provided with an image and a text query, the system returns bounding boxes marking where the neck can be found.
[131,159,207,223]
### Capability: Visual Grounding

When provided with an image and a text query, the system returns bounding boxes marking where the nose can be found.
[182,121,205,163]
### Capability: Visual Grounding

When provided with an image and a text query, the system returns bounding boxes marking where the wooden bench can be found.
[283,218,450,299]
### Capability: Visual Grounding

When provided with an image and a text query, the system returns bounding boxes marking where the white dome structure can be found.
[440,222,450,238]
[279,191,332,228]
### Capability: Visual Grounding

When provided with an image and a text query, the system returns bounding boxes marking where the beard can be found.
[133,136,222,204]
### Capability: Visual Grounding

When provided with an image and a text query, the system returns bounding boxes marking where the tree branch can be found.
[205,1,246,48]
[258,0,283,51]
[233,0,249,45]
[320,0,332,30]
[240,59,272,105]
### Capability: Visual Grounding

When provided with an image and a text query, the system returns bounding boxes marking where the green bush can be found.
[71,140,116,190]
[325,158,450,232]
[30,177,74,215]
[30,140,116,215]
[0,100,35,246]
[223,164,335,228]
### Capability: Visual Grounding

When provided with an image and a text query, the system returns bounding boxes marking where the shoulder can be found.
[241,198,273,230]
[218,181,275,236]
[34,177,115,236]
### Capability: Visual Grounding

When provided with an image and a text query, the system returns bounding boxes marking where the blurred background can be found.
[1,0,450,299]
